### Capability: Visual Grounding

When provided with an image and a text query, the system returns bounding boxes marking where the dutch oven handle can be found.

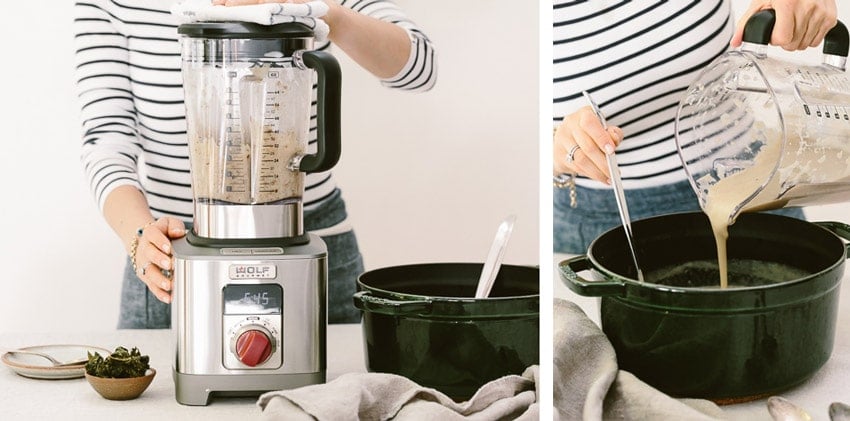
[814,221,850,257]
[559,255,626,297]
[352,291,433,316]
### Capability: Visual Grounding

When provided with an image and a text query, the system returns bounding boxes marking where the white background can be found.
[0,1,539,333]
[1,0,849,350]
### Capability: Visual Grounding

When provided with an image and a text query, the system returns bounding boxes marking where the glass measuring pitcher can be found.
[675,10,850,225]
[179,22,340,241]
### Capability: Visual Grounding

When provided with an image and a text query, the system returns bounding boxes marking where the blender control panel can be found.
[222,284,283,370]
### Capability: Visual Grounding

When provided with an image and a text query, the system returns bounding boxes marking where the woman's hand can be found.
[211,0,411,79]
[553,106,623,184]
[731,0,837,51]
[133,217,187,303]
[211,0,340,26]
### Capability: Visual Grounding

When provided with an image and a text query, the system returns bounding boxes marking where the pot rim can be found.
[354,262,539,319]
[586,250,844,295]
[356,262,540,302]
[562,212,849,311]
[585,211,847,295]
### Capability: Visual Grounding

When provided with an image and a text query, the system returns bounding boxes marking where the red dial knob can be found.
[235,330,272,367]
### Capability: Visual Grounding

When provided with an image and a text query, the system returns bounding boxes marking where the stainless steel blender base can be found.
[174,370,325,406]
[171,234,328,406]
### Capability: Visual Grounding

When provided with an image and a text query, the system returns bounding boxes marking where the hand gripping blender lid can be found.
[675,10,850,224]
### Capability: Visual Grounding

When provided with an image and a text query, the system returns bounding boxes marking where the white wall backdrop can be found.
[0,1,539,332]
[3,0,850,335]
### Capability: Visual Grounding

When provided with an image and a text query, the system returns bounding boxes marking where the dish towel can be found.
[257,367,539,420]
[170,0,330,42]
[553,298,726,421]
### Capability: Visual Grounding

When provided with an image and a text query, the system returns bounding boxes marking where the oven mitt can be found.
[257,367,538,420]
[170,0,330,42]
[553,299,726,420]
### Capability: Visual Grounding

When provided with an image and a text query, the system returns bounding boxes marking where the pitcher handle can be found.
[743,10,849,65]
[558,255,625,297]
[296,50,342,173]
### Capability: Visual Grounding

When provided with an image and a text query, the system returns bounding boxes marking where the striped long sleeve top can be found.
[554,0,733,189]
[74,0,437,221]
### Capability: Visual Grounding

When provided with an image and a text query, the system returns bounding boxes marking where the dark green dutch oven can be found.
[353,263,539,400]
[559,212,850,403]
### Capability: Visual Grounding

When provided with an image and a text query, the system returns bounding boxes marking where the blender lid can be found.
[178,21,316,39]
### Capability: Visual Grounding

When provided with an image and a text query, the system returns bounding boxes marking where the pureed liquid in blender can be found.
[676,10,850,289]
[701,111,850,288]
[183,63,312,205]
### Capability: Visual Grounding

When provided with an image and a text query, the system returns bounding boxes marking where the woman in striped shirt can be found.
[74,0,437,327]
[552,0,835,254]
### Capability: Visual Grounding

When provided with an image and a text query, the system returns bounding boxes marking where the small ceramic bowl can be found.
[85,368,156,400]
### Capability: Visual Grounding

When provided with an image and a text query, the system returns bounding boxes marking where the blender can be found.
[170,21,341,406]
[675,10,850,224]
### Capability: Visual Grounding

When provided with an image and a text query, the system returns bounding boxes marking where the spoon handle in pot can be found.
[583,91,644,282]
[475,215,517,298]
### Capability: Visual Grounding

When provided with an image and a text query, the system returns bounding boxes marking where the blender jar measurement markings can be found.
[221,71,290,198]
[795,69,850,120]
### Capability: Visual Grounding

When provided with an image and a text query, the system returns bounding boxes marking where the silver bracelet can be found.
[553,173,578,208]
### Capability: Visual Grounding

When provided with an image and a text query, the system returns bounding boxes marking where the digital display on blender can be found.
[223,285,283,315]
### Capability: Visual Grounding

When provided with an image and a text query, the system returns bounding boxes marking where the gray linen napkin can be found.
[257,366,538,420]
[553,298,727,421]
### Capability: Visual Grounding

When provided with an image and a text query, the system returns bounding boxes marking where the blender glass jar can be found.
[675,11,850,225]
[179,22,340,240]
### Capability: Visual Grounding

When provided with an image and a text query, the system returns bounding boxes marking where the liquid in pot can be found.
[646,259,810,288]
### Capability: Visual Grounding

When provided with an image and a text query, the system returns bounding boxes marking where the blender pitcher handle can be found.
[742,9,776,45]
[823,21,850,69]
[743,10,850,63]
[296,50,342,173]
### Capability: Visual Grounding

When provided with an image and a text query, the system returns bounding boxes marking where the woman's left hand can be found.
[730,0,837,51]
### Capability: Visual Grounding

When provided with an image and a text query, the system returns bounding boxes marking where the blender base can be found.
[173,370,326,406]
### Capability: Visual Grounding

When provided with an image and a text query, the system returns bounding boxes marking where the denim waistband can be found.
[555,179,701,222]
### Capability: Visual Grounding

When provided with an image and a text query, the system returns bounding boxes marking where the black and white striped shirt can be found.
[554,0,733,189]
[74,0,436,222]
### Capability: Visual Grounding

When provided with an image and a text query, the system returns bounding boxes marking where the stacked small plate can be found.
[2,345,110,379]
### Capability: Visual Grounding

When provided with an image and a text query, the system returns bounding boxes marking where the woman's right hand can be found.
[553,106,624,184]
[133,217,187,303]
[730,0,837,51]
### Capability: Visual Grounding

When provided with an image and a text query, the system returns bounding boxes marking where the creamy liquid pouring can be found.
[703,120,850,288]
[703,134,782,289]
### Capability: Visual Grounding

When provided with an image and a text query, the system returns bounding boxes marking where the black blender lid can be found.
[178,21,315,38]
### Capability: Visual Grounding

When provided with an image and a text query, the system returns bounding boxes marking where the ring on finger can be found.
[566,144,581,164]
[141,262,151,276]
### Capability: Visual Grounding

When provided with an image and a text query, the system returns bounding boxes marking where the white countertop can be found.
[554,254,850,421]
[0,324,365,420]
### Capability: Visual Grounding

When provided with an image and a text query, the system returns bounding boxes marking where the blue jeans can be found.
[553,179,806,254]
[118,188,364,328]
